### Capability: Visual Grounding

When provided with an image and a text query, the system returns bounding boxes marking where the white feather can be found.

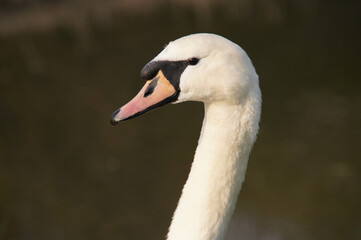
[156,33,261,240]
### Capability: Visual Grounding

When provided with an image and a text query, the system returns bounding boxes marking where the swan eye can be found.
[188,58,199,66]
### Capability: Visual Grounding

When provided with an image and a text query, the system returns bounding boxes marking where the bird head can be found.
[110,33,258,125]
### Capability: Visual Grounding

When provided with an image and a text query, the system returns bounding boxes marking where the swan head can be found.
[111,33,259,124]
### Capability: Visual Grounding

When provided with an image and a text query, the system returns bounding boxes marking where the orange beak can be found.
[110,70,178,125]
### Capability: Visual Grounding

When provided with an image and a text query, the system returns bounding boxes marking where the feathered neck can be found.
[167,92,261,240]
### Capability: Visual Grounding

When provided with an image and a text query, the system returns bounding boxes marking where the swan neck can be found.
[167,100,259,240]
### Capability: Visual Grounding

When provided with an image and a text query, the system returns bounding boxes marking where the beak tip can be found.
[110,108,121,126]
[110,118,119,126]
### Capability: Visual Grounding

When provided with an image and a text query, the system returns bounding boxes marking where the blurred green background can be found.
[0,0,360,239]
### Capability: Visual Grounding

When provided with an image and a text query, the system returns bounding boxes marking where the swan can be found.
[110,33,261,240]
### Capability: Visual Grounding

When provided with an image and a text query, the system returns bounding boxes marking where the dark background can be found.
[0,0,360,239]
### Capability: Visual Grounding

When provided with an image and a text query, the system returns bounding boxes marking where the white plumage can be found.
[112,33,261,240]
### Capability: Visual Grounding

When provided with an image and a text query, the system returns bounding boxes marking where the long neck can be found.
[167,96,260,240]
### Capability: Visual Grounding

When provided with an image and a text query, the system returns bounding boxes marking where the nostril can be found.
[143,77,159,98]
